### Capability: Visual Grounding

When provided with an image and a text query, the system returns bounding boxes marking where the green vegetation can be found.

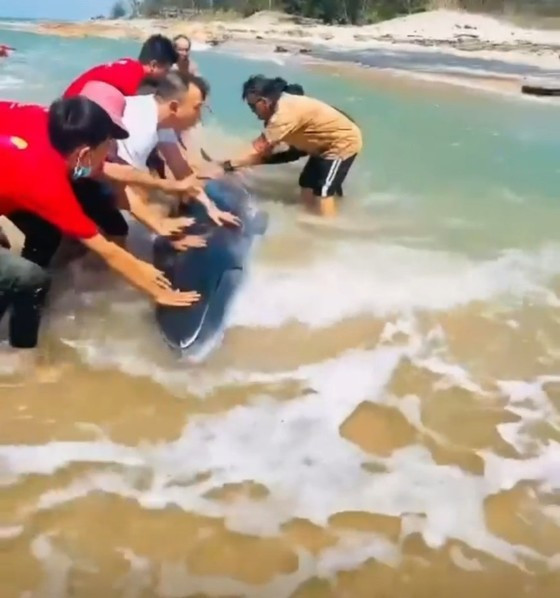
[121,0,560,24]
[110,1,127,18]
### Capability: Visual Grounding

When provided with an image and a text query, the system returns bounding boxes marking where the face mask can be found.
[72,165,92,180]
[72,154,92,180]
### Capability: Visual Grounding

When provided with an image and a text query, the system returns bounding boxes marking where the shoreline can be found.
[11,10,560,99]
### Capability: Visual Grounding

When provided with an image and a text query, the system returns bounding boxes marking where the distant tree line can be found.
[109,0,560,24]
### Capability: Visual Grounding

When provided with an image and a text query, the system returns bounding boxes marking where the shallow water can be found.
[0,28,559,598]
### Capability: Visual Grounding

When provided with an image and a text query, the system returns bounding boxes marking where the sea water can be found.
[0,27,559,598]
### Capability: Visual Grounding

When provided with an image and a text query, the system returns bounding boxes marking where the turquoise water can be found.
[1,28,560,597]
[2,28,560,255]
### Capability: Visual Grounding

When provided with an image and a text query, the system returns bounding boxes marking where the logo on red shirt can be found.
[0,135,28,150]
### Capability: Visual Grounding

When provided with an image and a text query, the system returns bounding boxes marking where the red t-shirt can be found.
[0,102,98,239]
[64,58,147,98]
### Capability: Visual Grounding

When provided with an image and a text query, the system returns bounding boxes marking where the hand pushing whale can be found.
[153,179,268,358]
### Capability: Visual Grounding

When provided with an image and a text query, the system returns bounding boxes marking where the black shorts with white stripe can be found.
[298,154,357,198]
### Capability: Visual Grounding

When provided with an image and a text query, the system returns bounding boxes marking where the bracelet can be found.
[222,160,235,173]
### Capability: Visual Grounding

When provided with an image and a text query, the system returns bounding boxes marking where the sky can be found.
[0,0,117,20]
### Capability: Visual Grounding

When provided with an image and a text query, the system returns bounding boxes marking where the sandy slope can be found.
[356,9,560,45]
[34,10,560,50]
[25,10,560,95]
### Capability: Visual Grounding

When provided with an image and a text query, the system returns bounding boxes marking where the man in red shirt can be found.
[64,34,177,98]
[0,86,199,374]
[62,34,207,239]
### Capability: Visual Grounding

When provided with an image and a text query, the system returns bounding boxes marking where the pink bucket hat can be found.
[79,81,129,139]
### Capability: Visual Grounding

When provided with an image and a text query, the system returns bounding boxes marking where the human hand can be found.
[157,217,195,237]
[134,261,201,306]
[207,205,241,228]
[154,287,201,307]
[170,235,208,251]
[173,174,204,196]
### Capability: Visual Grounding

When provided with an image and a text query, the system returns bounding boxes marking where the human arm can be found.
[158,139,240,228]
[219,102,301,172]
[103,160,176,193]
[81,233,200,306]
[260,146,307,164]
[194,140,269,183]
[221,145,307,171]
[102,160,202,196]
[216,134,275,172]
[217,121,301,174]
[25,175,198,306]
[124,184,196,238]
[157,140,193,180]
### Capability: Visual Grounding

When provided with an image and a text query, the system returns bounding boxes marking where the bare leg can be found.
[316,195,337,218]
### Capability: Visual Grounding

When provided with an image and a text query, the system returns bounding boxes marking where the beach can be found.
[0,13,560,598]
[26,9,560,95]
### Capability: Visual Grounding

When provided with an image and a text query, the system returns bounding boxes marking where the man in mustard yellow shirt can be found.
[217,76,362,218]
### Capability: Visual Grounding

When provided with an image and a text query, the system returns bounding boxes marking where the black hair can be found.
[188,74,210,100]
[242,75,304,101]
[137,76,160,95]
[148,71,210,101]
[286,83,304,96]
[241,74,355,124]
[48,97,124,156]
[138,34,178,66]
[241,74,266,99]
[173,34,192,51]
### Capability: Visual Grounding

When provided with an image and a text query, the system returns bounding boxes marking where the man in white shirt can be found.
[114,71,239,249]
[116,93,179,171]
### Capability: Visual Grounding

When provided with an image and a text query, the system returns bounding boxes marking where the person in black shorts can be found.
[214,75,363,217]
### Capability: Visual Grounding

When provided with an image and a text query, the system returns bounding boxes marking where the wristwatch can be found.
[222,160,235,173]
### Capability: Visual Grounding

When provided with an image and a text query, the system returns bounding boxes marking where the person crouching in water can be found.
[0,93,199,375]
[112,71,239,247]
[173,35,200,76]
[216,76,362,218]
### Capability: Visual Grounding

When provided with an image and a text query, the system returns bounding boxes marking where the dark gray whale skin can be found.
[154,179,268,356]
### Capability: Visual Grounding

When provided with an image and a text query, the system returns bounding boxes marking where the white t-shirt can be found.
[116,94,177,171]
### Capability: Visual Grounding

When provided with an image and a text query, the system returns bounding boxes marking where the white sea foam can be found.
[1,346,558,573]
[229,242,560,328]
[0,74,24,89]
[30,235,560,399]
[0,20,35,31]
[215,43,290,66]
[0,31,558,592]
[484,443,560,492]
